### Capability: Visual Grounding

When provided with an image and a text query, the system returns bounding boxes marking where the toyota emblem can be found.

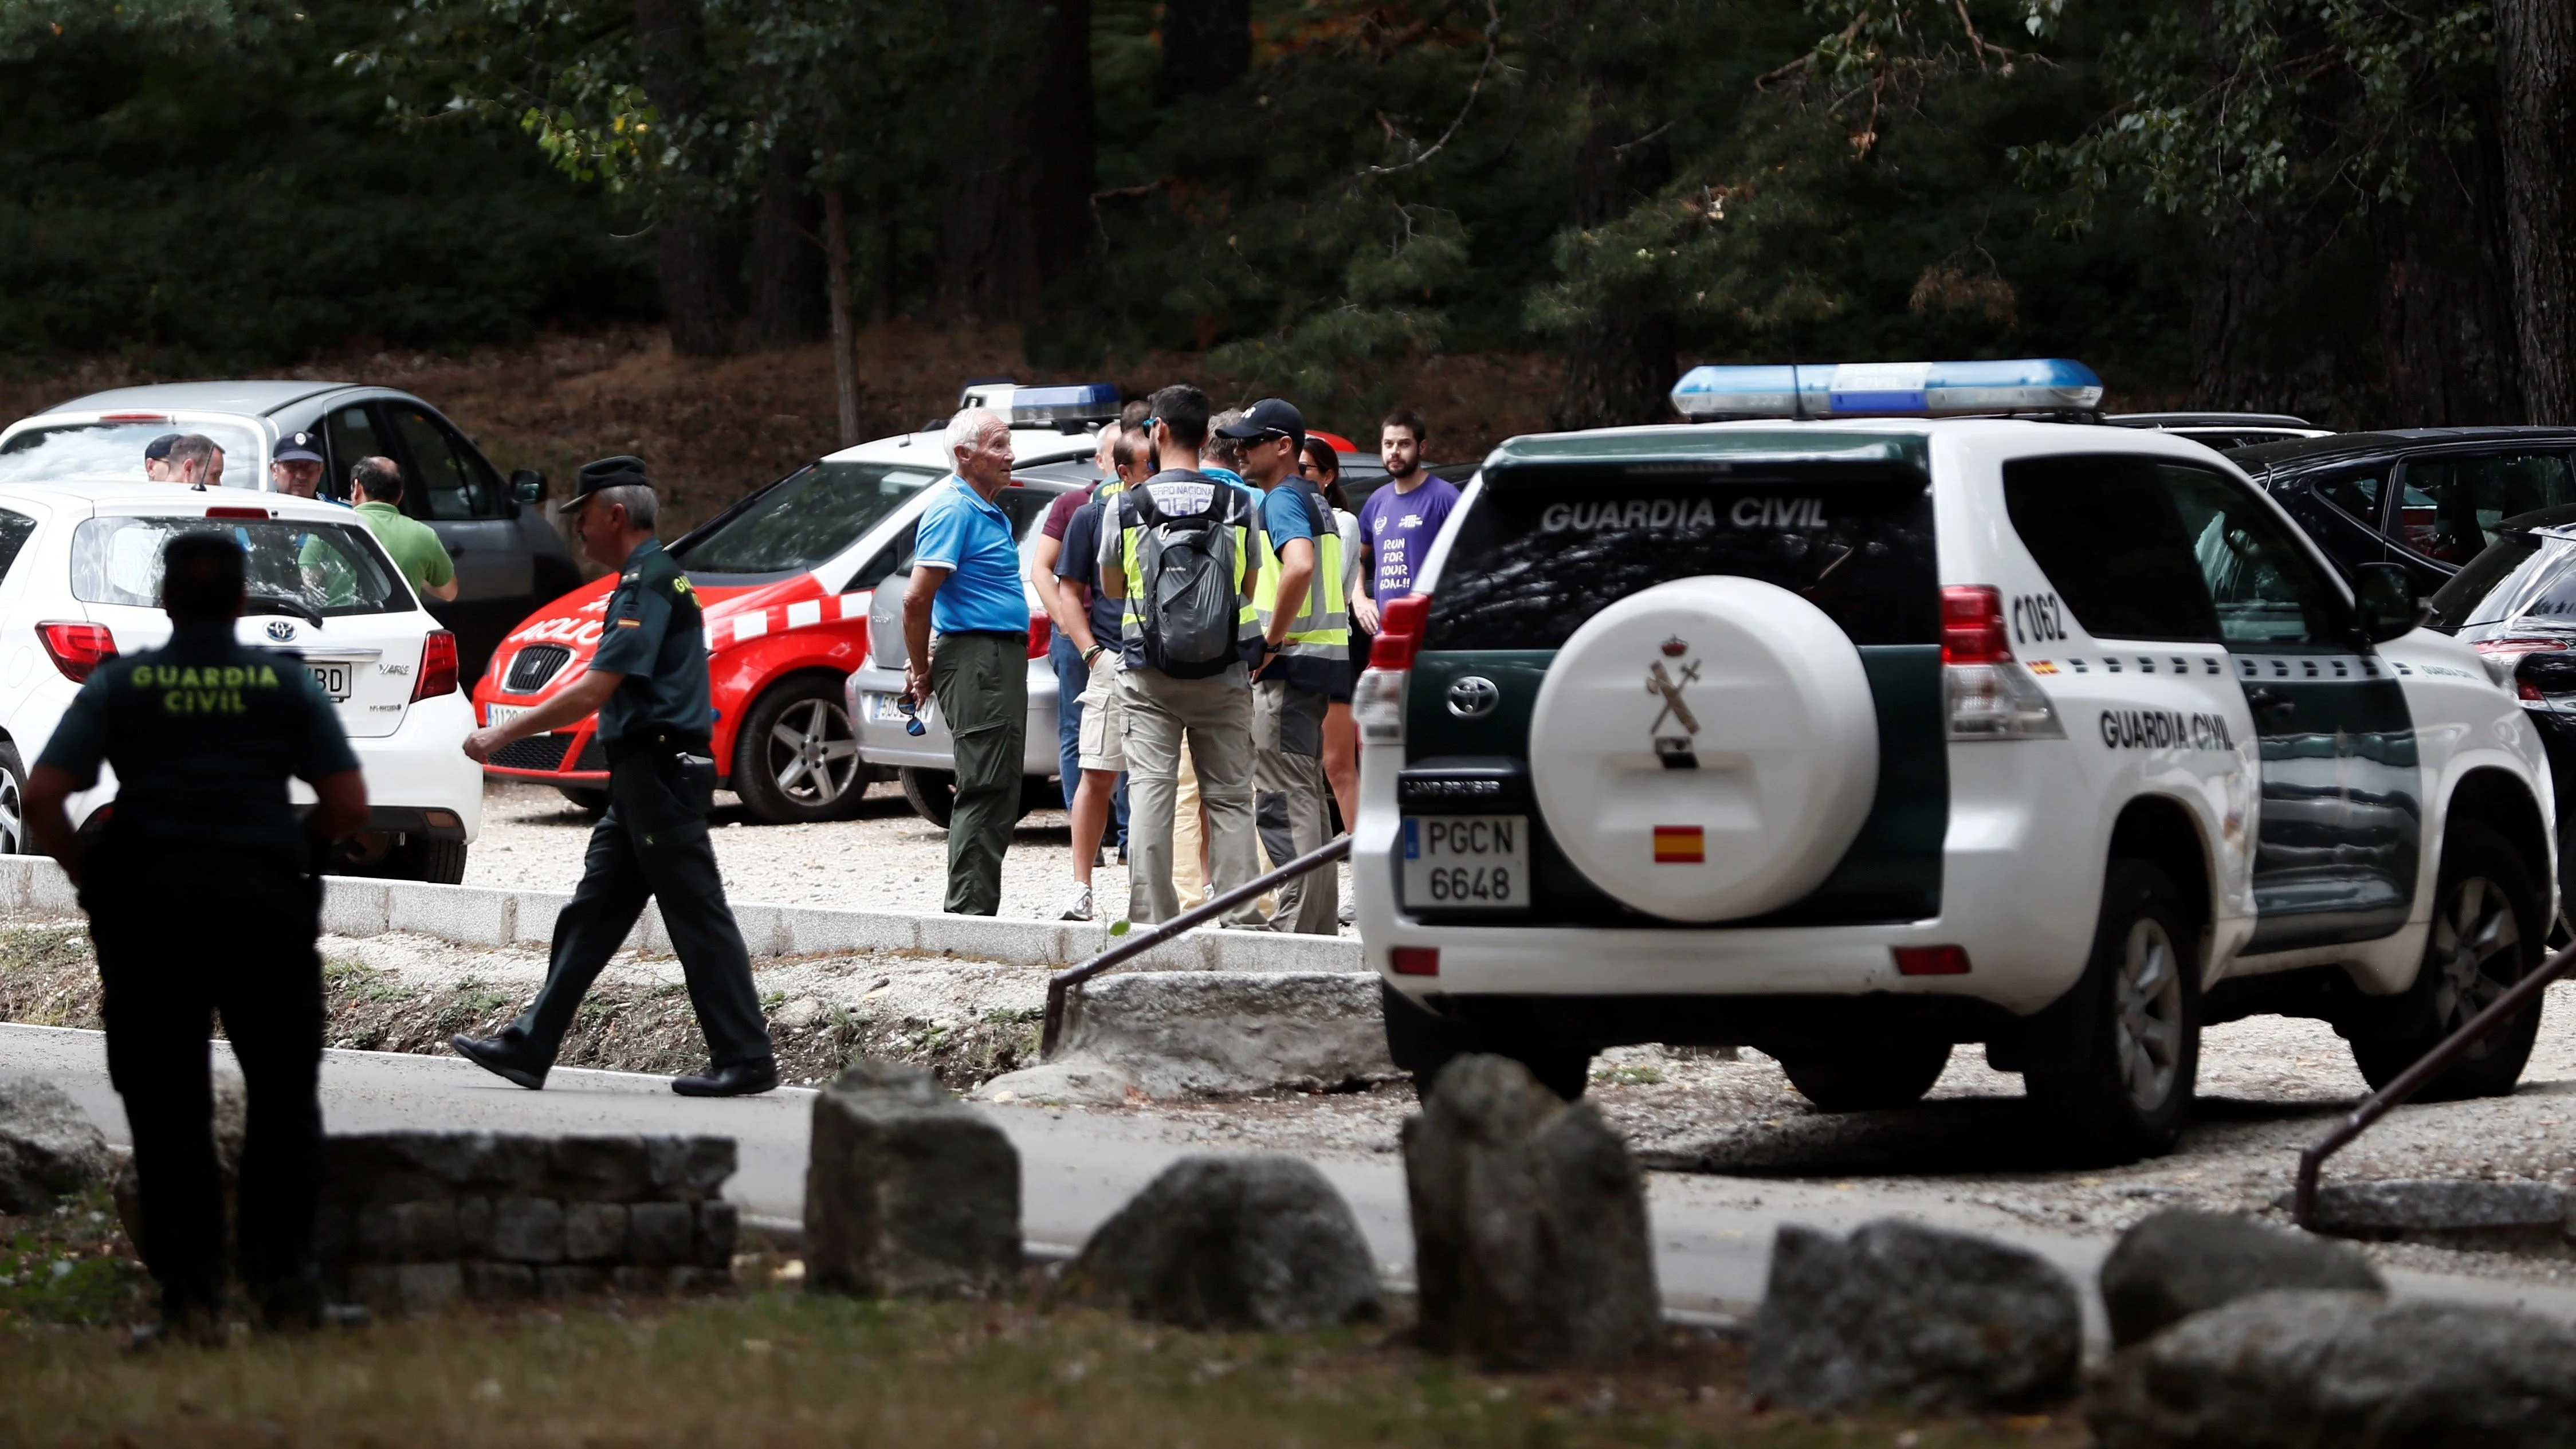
[266,620,295,642]
[1446,675,1499,719]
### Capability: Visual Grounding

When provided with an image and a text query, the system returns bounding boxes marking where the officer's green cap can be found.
[564,454,654,510]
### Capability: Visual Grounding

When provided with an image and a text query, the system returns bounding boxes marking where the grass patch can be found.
[0,923,100,1030]
[1593,1066,1664,1087]
[0,1185,153,1330]
[0,1284,2084,1448]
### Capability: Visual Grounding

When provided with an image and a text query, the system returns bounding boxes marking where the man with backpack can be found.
[1222,399,1347,934]
[1097,385,1267,926]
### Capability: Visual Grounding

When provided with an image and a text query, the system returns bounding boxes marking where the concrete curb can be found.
[0,855,1364,975]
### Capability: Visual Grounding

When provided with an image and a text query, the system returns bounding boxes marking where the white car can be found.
[0,480,481,879]
[1359,359,2555,1162]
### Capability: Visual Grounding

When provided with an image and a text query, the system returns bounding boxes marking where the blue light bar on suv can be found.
[1010,383,1120,427]
[1669,359,2104,420]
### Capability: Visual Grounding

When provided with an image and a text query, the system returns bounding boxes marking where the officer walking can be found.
[450,457,776,1097]
[24,534,369,1340]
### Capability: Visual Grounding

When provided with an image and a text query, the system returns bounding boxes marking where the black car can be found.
[2229,427,2576,596]
[2426,508,2576,913]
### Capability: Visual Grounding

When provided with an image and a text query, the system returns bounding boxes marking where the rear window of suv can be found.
[1420,465,1938,650]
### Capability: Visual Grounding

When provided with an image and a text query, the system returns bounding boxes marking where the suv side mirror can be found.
[510,469,547,504]
[2356,562,2419,643]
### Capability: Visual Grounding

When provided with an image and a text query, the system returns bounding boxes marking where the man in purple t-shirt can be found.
[1352,406,1457,632]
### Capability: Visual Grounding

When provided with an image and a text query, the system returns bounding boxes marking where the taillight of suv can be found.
[1941,586,2062,740]
[38,622,116,682]
[414,630,460,701]
[1353,594,1432,746]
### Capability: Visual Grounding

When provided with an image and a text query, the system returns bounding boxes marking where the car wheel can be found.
[556,786,608,816]
[1780,1040,1952,1112]
[733,676,868,824]
[0,743,27,855]
[2023,858,2201,1164]
[899,768,955,828]
[392,837,469,885]
[2349,824,2543,1101]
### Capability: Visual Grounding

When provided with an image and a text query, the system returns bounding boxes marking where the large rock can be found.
[1403,1054,1658,1370]
[0,1076,111,1213]
[1054,1155,1379,1330]
[980,972,1394,1102]
[2091,1290,2576,1447]
[2100,1210,2385,1349]
[805,1061,1020,1299]
[2291,1179,2567,1247]
[1750,1219,2081,1413]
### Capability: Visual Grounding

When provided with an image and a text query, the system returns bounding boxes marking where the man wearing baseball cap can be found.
[1219,398,1348,934]
[142,434,181,481]
[449,456,776,1097]
[268,431,336,502]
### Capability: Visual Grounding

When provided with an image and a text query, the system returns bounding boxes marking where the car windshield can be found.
[673,460,948,575]
[71,516,407,617]
[0,420,263,489]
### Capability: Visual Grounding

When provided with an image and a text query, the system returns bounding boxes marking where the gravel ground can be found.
[465,780,1356,926]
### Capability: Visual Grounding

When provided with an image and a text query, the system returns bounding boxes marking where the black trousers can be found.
[503,743,772,1069]
[88,852,325,1316]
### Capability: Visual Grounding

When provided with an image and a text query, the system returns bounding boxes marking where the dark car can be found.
[2229,427,2576,597]
[2108,411,2328,451]
[2426,508,2576,912]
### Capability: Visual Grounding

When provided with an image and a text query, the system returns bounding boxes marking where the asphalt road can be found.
[11,1022,2576,1340]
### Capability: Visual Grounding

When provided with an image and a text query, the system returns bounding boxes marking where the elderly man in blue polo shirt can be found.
[901,408,1028,914]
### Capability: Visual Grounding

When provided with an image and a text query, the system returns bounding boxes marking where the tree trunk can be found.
[634,0,739,357]
[1160,0,1248,99]
[935,0,1095,326]
[824,188,861,446]
[2500,0,2576,423]
[744,136,827,352]
[1548,87,1676,430]
[2371,129,2523,427]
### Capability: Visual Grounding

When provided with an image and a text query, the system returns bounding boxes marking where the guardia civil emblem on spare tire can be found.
[1646,636,1699,768]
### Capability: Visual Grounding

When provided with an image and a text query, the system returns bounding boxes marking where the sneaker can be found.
[1058,882,1094,921]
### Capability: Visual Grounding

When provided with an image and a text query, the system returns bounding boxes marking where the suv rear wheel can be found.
[2349,824,2543,1101]
[1781,1040,1951,1112]
[1379,984,1593,1102]
[2023,858,2201,1163]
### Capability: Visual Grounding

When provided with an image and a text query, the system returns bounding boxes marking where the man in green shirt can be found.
[346,456,458,602]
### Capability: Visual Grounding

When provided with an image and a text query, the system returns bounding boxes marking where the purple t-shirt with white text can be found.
[1357,473,1458,600]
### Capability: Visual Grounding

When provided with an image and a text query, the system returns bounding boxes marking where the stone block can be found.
[318,877,392,937]
[385,881,514,947]
[462,1261,536,1302]
[490,1197,564,1263]
[917,914,1070,965]
[0,1076,112,1214]
[1201,928,1362,975]
[996,972,1392,1100]
[627,1202,695,1266]
[357,1199,458,1263]
[775,908,915,958]
[21,859,78,916]
[2100,1210,2385,1349]
[696,1200,739,1267]
[1750,1219,2080,1413]
[549,1136,649,1201]
[2090,1291,2576,1447]
[610,1265,678,1297]
[1404,1054,1658,1371]
[1056,1155,1379,1330]
[806,1061,1020,1299]
[563,1203,628,1262]
[472,1136,555,1195]
[348,1262,462,1314]
[536,1265,605,1298]
[645,1136,736,1201]
[453,1197,493,1255]
[623,905,670,957]
[2295,1179,2568,1247]
[1110,930,1210,974]
[728,904,787,959]
[510,892,575,948]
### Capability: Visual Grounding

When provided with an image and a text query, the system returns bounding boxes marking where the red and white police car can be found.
[469,386,1111,822]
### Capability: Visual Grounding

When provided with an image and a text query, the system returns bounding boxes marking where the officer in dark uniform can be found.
[450,457,777,1097]
[24,534,369,1339]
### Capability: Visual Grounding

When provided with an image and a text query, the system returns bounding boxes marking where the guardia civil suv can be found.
[1354,360,2557,1161]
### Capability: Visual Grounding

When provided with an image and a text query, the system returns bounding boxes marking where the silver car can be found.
[0,381,580,681]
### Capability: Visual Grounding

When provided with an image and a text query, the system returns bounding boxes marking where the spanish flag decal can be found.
[1652,826,1705,865]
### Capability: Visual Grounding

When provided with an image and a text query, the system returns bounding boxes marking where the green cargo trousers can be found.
[932,629,1028,915]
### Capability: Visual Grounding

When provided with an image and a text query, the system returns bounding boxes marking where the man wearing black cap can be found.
[142,433,181,481]
[448,457,776,1097]
[1220,399,1348,934]
[268,431,334,501]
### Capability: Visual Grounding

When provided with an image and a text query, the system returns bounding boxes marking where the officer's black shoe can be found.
[452,1033,549,1090]
[672,1060,780,1097]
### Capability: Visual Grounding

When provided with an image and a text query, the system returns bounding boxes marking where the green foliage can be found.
[0,1186,152,1330]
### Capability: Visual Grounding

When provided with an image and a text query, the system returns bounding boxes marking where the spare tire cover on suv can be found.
[1527,576,1879,921]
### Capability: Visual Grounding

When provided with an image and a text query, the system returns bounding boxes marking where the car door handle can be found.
[2246,686,2296,721]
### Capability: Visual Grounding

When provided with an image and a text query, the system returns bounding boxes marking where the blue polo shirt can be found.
[914,475,1028,635]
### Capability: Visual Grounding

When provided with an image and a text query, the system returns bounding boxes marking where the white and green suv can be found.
[1354,378,2555,1161]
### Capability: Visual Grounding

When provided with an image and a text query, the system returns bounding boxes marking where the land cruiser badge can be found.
[1647,635,1700,769]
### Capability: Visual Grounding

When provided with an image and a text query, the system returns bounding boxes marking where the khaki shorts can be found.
[1075,651,1125,772]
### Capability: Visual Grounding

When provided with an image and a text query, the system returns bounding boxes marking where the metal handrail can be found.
[1038,835,1353,1057]
[2292,936,2576,1227]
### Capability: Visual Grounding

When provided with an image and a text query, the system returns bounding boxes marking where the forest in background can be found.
[2,0,2571,436]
